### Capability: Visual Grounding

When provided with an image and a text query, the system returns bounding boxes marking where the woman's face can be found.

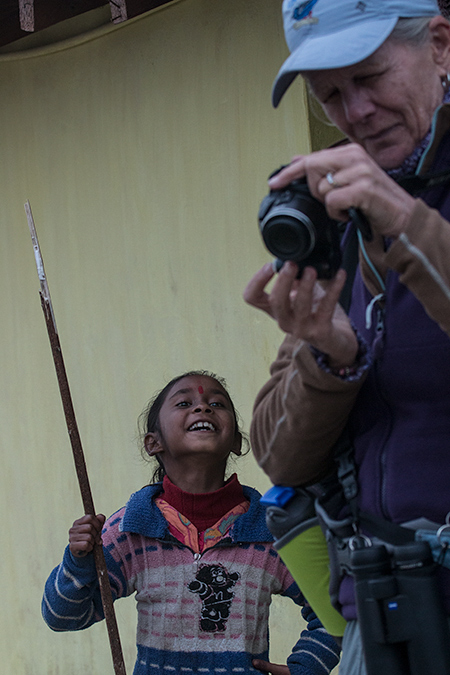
[306,33,447,169]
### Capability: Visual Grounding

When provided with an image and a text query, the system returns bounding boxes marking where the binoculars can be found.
[352,541,450,675]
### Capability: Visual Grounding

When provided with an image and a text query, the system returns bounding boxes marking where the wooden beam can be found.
[0,1,176,49]
[109,0,175,24]
[19,0,34,32]
[109,0,128,24]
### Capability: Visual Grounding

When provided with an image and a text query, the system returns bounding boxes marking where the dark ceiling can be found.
[0,0,174,48]
[6,1,450,51]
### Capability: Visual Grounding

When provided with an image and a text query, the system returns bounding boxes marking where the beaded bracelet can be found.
[310,331,370,382]
[331,364,360,378]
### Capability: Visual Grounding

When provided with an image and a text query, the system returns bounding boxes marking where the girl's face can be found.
[145,375,242,469]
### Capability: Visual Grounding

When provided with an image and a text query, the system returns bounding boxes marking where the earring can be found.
[441,73,450,93]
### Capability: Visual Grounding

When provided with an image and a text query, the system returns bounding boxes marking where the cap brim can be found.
[272,17,398,107]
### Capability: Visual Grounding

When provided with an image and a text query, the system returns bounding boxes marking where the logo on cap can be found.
[291,0,319,27]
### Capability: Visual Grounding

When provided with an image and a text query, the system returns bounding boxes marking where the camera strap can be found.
[397,167,450,195]
[338,222,359,313]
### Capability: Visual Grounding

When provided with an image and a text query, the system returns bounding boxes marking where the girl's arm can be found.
[252,599,340,675]
[286,603,341,675]
[259,553,340,675]
[42,545,106,631]
[42,515,128,632]
[280,583,341,675]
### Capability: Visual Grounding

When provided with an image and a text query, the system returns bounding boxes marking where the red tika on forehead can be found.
[198,386,204,394]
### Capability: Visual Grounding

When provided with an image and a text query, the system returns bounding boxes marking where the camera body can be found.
[258,167,342,279]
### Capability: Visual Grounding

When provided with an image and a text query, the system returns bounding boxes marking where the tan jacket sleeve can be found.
[386,199,450,336]
[251,198,450,487]
[250,333,367,486]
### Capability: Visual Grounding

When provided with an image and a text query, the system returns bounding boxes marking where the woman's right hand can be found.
[243,261,359,369]
[69,514,106,557]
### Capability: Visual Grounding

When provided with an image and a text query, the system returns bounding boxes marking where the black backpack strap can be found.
[331,427,415,546]
[358,511,415,545]
[333,427,359,525]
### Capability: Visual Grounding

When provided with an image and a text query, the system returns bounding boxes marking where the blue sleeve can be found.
[282,583,341,675]
[41,545,128,631]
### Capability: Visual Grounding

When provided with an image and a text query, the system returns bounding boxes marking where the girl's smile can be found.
[187,421,217,432]
[144,375,242,491]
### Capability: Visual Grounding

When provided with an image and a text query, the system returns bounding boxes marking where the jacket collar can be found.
[119,482,274,544]
[418,102,450,175]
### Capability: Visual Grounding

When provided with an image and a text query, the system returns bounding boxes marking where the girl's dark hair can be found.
[138,370,249,483]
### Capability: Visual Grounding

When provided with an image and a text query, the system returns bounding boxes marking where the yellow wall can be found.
[0,1,334,672]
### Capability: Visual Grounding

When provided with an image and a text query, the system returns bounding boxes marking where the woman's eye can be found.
[356,71,384,85]
[321,89,339,105]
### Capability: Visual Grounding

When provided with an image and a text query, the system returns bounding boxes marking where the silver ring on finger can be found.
[326,171,339,188]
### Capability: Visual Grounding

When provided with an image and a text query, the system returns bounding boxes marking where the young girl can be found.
[42,371,340,675]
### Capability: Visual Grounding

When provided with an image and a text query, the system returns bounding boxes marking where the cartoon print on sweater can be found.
[188,563,240,632]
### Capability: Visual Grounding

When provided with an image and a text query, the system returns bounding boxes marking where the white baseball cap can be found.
[272,0,441,107]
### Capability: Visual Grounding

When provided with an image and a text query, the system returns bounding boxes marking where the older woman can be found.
[244,1,450,674]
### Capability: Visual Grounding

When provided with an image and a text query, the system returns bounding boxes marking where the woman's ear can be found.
[144,432,164,457]
[231,433,243,457]
[429,15,450,70]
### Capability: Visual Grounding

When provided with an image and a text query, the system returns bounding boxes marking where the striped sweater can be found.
[42,483,340,675]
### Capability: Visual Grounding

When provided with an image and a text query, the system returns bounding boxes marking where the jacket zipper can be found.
[372,303,395,519]
[161,537,234,571]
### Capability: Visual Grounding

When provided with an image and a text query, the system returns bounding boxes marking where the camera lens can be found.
[260,209,315,260]
[258,171,343,278]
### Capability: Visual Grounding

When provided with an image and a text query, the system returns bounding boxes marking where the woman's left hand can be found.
[269,143,416,240]
[252,658,290,675]
[243,262,359,367]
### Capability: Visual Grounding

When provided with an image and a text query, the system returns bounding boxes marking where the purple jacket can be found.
[339,127,450,619]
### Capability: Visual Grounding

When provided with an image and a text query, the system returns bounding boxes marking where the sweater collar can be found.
[120,482,273,543]
[161,473,246,531]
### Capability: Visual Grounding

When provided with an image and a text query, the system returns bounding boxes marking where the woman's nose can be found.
[342,87,375,124]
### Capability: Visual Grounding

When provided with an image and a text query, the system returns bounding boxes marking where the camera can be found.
[258,166,342,279]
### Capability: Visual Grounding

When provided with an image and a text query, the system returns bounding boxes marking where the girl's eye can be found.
[210,401,225,407]
[176,400,190,407]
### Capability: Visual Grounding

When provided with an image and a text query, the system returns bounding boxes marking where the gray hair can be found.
[389,17,433,47]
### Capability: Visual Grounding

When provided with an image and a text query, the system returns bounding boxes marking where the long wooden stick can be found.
[25,201,127,675]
